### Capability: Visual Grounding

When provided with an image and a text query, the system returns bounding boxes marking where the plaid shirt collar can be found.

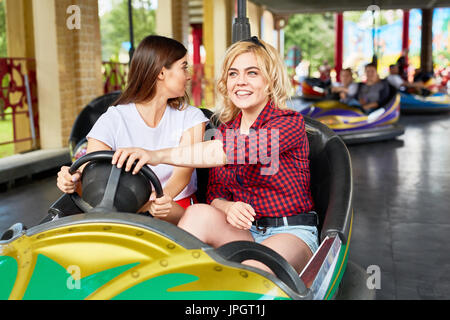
[226,100,275,131]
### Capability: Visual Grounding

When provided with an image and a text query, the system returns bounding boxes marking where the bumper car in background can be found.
[300,84,404,145]
[400,92,450,114]
[300,78,330,100]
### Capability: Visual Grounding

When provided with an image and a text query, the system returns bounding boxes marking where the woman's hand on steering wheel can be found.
[57,166,81,194]
[139,191,173,218]
[112,147,158,174]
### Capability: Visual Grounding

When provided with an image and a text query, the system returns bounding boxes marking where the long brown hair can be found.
[114,35,189,109]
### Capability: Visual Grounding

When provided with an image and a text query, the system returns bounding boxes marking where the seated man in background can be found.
[357,63,392,114]
[412,68,434,95]
[331,68,359,105]
[387,64,424,93]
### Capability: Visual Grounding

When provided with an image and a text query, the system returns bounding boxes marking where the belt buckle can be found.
[254,220,267,233]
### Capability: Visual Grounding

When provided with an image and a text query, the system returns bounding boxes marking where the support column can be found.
[191,24,202,106]
[400,9,410,80]
[247,1,263,38]
[261,9,275,47]
[334,12,343,82]
[203,0,215,108]
[420,8,433,73]
[33,0,103,148]
[32,0,61,148]
[274,15,288,55]
[5,0,35,153]
[203,0,232,108]
[156,0,189,46]
[401,10,410,64]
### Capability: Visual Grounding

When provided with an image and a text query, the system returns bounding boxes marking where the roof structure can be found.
[249,0,450,14]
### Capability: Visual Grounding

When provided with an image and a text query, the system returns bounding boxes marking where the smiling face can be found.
[161,54,191,99]
[226,52,269,112]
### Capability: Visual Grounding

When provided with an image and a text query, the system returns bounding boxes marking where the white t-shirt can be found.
[387,74,404,89]
[86,103,209,200]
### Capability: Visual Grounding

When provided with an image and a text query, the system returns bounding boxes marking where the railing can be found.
[102,61,129,94]
[0,58,39,157]
[190,63,216,108]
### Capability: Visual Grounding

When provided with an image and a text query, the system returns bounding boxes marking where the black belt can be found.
[253,212,319,229]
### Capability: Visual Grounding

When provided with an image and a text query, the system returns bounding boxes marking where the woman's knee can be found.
[178,204,217,229]
[183,204,214,220]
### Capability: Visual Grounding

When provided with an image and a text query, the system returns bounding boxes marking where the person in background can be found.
[331,68,359,105]
[387,64,424,93]
[357,63,392,113]
[319,60,332,86]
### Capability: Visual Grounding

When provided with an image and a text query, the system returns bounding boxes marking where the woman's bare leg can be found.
[177,204,254,247]
[243,233,313,274]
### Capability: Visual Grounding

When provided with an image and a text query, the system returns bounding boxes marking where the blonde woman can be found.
[112,37,318,273]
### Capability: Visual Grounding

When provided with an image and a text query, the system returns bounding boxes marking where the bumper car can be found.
[299,85,404,145]
[0,116,372,300]
[300,78,330,100]
[400,92,450,114]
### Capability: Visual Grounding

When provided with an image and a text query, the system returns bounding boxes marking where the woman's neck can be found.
[135,96,168,128]
[240,98,269,134]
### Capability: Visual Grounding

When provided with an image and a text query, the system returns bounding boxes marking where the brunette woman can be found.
[57,35,209,224]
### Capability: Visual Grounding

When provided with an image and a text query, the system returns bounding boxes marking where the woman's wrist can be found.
[149,149,164,165]
[211,198,232,214]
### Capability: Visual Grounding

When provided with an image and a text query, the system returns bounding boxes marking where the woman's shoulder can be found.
[168,104,210,121]
[261,106,305,130]
[181,104,208,115]
[103,103,134,115]
[270,105,303,119]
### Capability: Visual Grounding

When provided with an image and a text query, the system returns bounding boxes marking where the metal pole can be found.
[24,74,37,149]
[334,12,343,82]
[232,0,251,43]
[371,8,377,67]
[128,0,135,61]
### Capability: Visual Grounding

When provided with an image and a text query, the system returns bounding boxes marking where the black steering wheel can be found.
[215,241,307,294]
[69,150,163,213]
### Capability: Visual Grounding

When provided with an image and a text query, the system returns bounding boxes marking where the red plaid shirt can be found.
[206,101,315,218]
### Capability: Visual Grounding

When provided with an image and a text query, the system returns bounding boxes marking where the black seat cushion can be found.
[69,91,121,151]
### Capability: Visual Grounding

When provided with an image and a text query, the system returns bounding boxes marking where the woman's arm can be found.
[138,122,207,222]
[113,112,307,175]
[112,139,227,175]
[163,122,206,199]
[211,198,256,230]
[57,138,111,193]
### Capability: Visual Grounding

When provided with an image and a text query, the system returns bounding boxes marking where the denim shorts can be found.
[249,224,320,254]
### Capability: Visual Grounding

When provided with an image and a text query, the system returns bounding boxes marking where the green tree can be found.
[284,13,335,76]
[100,0,156,62]
[0,1,7,57]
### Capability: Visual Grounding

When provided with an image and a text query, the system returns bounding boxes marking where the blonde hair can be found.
[214,38,292,124]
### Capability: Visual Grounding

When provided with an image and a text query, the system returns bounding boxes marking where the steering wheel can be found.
[68,150,163,213]
[215,241,307,294]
